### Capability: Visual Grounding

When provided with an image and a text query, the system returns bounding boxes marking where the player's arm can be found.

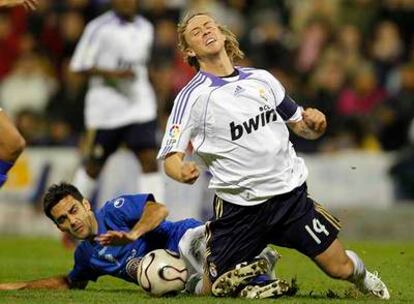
[79,68,135,80]
[95,201,168,246]
[164,152,200,184]
[73,68,135,91]
[0,275,88,290]
[287,108,327,140]
[264,70,326,140]
[127,201,168,239]
[0,0,38,9]
[70,23,134,81]
[158,85,202,182]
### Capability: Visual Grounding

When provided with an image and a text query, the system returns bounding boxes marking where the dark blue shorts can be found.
[204,183,341,282]
[84,120,157,164]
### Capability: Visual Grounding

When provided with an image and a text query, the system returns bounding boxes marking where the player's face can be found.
[111,0,137,19]
[184,15,226,61]
[51,195,96,240]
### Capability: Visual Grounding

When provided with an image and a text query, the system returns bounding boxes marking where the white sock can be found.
[138,172,165,203]
[345,250,366,282]
[72,167,97,200]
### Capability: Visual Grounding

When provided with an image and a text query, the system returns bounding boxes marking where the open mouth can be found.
[74,225,83,233]
[206,38,216,46]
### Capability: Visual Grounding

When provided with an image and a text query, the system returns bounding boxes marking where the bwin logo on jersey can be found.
[230,106,277,140]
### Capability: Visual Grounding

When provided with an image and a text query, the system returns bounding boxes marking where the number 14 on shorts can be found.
[305,218,329,244]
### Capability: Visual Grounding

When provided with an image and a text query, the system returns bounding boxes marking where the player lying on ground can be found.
[0,183,284,297]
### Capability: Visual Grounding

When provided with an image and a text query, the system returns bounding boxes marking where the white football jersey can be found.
[158,67,308,206]
[70,11,156,129]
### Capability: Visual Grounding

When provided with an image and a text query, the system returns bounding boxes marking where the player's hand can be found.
[103,69,135,89]
[110,69,135,79]
[95,230,136,246]
[0,0,39,10]
[180,161,200,184]
[0,282,25,290]
[302,108,327,134]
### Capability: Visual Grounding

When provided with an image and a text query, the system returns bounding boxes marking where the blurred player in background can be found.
[158,12,390,299]
[0,182,283,297]
[0,0,38,188]
[70,0,163,207]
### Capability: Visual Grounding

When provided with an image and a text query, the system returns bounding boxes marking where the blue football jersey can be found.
[68,193,202,283]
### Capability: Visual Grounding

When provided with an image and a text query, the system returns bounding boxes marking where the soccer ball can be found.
[137,249,188,296]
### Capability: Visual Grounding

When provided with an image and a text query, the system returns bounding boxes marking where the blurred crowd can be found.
[0,0,414,154]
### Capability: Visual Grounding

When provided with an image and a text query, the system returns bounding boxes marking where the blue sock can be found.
[0,160,13,187]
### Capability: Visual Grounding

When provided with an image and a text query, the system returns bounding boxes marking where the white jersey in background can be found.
[70,11,157,129]
[158,67,308,206]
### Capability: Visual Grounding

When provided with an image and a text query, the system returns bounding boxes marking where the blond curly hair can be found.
[177,12,244,70]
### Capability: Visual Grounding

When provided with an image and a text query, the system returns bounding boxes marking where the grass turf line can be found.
[0,237,412,303]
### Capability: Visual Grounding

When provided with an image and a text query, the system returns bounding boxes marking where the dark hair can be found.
[43,183,83,221]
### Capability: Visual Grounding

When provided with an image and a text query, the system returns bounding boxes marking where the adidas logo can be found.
[234,85,245,96]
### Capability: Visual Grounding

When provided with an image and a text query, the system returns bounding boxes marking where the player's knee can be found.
[178,240,190,259]
[13,134,25,156]
[4,133,25,161]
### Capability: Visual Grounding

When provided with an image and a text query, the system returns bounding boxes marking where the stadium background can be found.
[0,0,413,239]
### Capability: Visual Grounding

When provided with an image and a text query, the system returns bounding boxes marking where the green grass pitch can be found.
[0,237,412,303]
